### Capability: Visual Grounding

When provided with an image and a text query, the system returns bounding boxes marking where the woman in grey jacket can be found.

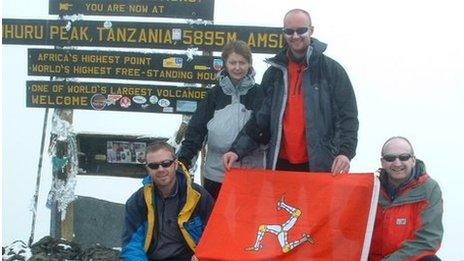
[177,40,265,199]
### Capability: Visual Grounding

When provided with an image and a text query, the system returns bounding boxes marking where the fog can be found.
[2,0,463,259]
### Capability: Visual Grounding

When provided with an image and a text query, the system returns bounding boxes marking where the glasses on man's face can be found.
[382,153,413,162]
[146,159,175,170]
[283,27,310,36]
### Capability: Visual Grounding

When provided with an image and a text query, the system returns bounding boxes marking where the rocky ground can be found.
[2,236,120,261]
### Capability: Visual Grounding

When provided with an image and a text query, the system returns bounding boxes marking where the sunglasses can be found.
[382,153,413,162]
[283,27,310,36]
[146,159,175,170]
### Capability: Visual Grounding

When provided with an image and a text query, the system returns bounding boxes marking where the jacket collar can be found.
[379,159,427,199]
[267,37,327,67]
[217,69,256,96]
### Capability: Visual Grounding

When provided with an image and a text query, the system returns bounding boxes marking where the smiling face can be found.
[381,138,416,187]
[225,52,250,83]
[283,10,313,56]
[146,148,177,195]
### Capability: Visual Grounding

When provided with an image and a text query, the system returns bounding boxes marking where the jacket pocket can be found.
[312,138,337,171]
[183,216,204,244]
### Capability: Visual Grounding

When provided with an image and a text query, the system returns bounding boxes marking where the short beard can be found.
[288,48,306,63]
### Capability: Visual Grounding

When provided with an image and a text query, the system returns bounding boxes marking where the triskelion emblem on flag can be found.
[246,195,314,253]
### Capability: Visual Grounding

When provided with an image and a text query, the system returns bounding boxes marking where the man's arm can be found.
[198,185,215,223]
[227,68,274,161]
[121,191,149,261]
[384,182,443,260]
[327,57,359,161]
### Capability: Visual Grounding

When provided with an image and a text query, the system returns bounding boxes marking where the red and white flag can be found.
[195,169,379,261]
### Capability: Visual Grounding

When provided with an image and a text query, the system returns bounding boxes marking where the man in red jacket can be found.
[369,136,443,261]
[223,8,358,174]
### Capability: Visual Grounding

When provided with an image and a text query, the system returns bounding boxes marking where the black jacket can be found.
[231,38,359,171]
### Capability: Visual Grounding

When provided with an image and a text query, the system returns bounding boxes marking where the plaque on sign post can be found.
[28,48,222,84]
[3,18,284,53]
[26,81,208,114]
[49,0,214,20]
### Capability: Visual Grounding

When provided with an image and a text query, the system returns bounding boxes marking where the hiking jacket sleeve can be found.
[230,68,274,159]
[384,182,443,260]
[177,88,216,166]
[324,57,358,159]
[121,189,149,261]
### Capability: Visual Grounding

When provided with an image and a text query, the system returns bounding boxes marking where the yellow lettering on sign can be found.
[226,32,238,43]
[31,95,88,106]
[183,30,237,47]
[97,26,173,44]
[247,32,285,48]
[123,56,152,65]
[31,64,71,74]
[268,33,284,48]
[151,5,165,14]
[163,31,172,44]
[155,88,205,99]
[66,84,107,94]
[49,25,90,41]
[158,70,193,80]
[2,24,44,39]
[30,83,49,92]
[72,65,112,75]
[80,54,121,64]
[146,69,159,77]
[109,87,151,96]
[195,71,216,81]
[247,33,256,47]
[115,67,141,77]
[85,3,103,12]
[37,52,77,62]
[107,4,126,12]
[129,4,149,13]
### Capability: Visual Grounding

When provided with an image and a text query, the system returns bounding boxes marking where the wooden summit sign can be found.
[28,48,222,84]
[2,18,284,53]
[49,0,214,20]
[26,80,207,114]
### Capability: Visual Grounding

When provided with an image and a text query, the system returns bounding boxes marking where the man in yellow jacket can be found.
[122,141,214,260]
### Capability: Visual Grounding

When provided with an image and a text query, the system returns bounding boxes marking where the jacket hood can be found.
[266,38,328,66]
[217,68,256,96]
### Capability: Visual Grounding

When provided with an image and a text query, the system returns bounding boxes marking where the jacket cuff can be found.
[229,148,242,161]
[338,148,355,160]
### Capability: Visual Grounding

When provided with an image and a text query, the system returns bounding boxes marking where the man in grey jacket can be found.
[224,8,358,173]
